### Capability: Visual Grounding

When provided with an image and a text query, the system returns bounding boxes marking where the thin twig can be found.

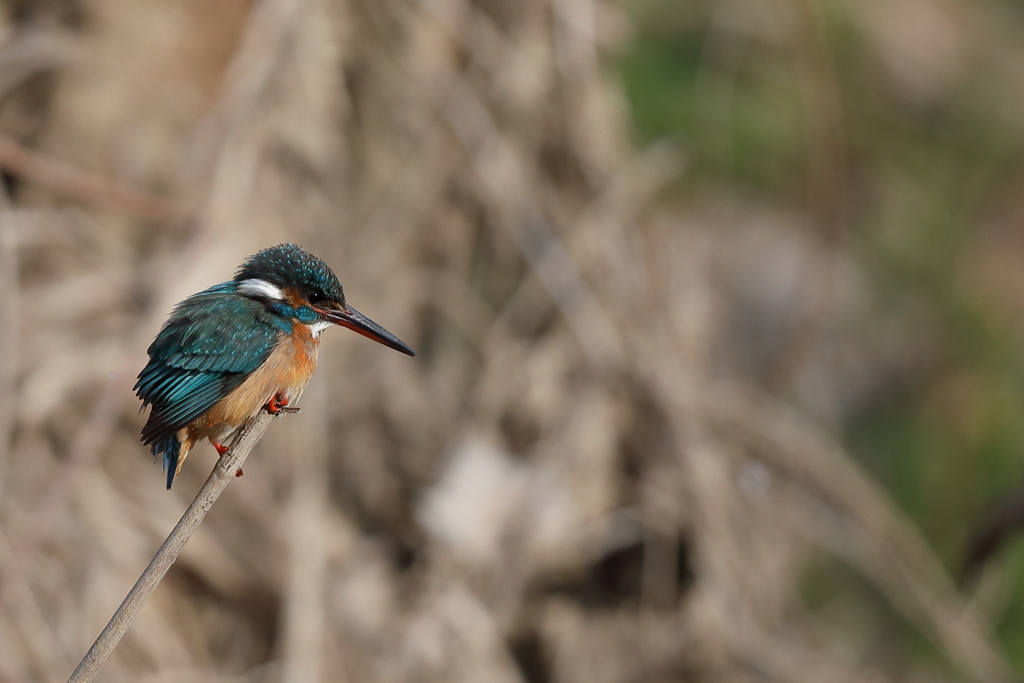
[0,180,15,502]
[433,76,625,366]
[65,409,282,683]
[2,0,308,627]
[0,371,132,609]
[695,382,1016,683]
[279,380,328,683]
[0,133,185,224]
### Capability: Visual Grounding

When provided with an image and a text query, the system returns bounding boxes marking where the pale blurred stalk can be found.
[0,184,17,503]
[279,376,328,683]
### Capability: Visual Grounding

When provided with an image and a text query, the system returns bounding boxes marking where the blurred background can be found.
[5,0,1024,681]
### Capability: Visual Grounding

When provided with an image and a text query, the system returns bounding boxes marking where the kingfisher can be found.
[135,243,414,489]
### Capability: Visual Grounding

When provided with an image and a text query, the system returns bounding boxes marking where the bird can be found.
[135,243,414,489]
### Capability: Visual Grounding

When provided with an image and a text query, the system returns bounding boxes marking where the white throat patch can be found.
[237,278,285,301]
[309,320,333,338]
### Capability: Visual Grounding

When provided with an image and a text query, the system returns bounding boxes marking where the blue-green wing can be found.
[135,283,283,446]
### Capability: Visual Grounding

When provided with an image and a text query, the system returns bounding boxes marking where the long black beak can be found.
[316,305,415,356]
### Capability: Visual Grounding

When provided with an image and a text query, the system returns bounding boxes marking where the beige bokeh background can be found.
[0,1,1018,682]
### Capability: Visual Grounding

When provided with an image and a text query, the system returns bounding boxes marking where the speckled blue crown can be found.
[235,243,345,303]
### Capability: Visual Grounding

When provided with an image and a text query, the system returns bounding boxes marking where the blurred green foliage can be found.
[617,0,1024,672]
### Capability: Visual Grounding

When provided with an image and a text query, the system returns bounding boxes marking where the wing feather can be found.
[136,283,282,445]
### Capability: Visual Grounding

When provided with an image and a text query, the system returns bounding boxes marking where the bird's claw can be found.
[265,392,299,415]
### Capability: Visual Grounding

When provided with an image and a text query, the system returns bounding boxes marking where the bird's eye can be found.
[308,290,324,305]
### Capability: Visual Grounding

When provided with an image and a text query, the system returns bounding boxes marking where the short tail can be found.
[151,435,181,490]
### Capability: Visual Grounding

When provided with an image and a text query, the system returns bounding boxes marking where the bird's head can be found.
[234,244,414,356]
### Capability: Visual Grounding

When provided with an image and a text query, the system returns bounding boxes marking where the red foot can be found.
[265,391,290,415]
[211,440,229,456]
[235,468,244,477]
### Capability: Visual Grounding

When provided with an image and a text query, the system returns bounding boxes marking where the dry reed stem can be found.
[697,383,1016,683]
[434,76,625,366]
[65,409,281,683]
[0,133,185,224]
[279,379,329,683]
[0,371,132,609]
[0,183,15,501]
[0,29,71,95]
[421,4,1012,678]
[2,0,307,629]
[0,0,1012,680]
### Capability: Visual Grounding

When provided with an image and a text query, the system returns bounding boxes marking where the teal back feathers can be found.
[134,283,280,487]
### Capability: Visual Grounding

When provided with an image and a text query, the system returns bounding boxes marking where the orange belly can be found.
[174,325,320,476]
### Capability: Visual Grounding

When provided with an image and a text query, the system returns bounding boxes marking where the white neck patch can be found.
[309,319,333,338]
[237,278,285,301]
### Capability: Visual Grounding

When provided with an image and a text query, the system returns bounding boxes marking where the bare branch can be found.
[0,134,186,224]
[0,180,15,501]
[65,409,280,683]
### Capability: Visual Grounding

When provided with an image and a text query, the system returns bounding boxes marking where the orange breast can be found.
[187,324,320,441]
